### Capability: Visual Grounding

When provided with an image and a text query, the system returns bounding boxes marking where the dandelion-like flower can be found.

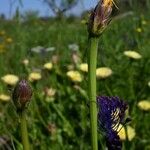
[137,100,150,111]
[43,62,53,70]
[79,63,88,72]
[97,96,128,150]
[0,94,10,102]
[124,51,142,59]
[67,70,82,82]
[96,67,112,79]
[28,72,41,82]
[1,74,19,86]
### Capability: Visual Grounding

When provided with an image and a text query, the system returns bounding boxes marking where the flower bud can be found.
[88,0,114,37]
[12,79,32,112]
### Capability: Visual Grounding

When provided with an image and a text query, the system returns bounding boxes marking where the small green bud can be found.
[88,0,114,37]
[12,79,32,112]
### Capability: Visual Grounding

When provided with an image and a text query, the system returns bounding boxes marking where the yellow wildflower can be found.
[142,20,147,25]
[28,72,41,82]
[118,125,136,141]
[0,30,6,36]
[43,62,53,70]
[0,94,10,102]
[22,59,29,66]
[79,63,88,72]
[136,28,142,33]
[137,100,150,111]
[124,51,142,59]
[0,44,5,53]
[6,38,13,43]
[1,74,19,86]
[96,67,112,79]
[67,71,82,82]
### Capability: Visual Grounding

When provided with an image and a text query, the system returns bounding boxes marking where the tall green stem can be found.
[20,111,30,150]
[88,37,99,150]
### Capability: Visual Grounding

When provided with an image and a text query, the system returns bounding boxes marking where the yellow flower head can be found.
[0,94,10,102]
[142,20,147,25]
[103,0,114,7]
[136,28,142,33]
[79,63,88,72]
[43,62,53,70]
[118,125,136,141]
[96,67,112,79]
[137,100,150,111]
[1,74,19,86]
[22,59,29,66]
[124,51,142,59]
[67,71,82,82]
[28,72,41,82]
[0,30,6,36]
[6,38,13,43]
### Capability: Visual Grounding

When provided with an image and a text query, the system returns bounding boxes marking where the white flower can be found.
[68,44,79,51]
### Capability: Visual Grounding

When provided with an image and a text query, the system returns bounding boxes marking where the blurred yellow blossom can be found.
[0,94,10,102]
[79,63,88,72]
[28,72,41,82]
[118,125,136,141]
[43,62,53,70]
[124,51,142,59]
[22,59,29,66]
[137,100,150,111]
[6,38,13,43]
[0,30,6,36]
[96,67,112,79]
[0,44,5,53]
[136,28,142,33]
[67,71,82,82]
[1,74,19,86]
[142,20,147,25]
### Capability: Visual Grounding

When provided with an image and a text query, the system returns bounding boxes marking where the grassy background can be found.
[0,8,150,150]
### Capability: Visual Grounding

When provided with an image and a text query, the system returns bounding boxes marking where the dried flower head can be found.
[97,96,128,150]
[12,79,32,111]
[88,0,114,37]
[124,51,142,59]
[1,74,19,86]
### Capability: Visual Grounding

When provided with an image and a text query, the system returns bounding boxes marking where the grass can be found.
[0,10,150,149]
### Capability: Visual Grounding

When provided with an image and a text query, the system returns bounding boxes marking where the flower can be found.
[0,94,10,102]
[142,20,147,25]
[67,71,82,82]
[6,38,13,43]
[12,80,32,111]
[1,74,19,86]
[79,63,88,72]
[88,0,114,36]
[137,100,150,111]
[118,125,135,141]
[22,59,29,66]
[124,51,142,59]
[31,46,44,53]
[136,28,142,33]
[43,62,53,70]
[96,67,112,79]
[0,30,6,36]
[28,72,41,82]
[45,47,56,52]
[97,96,128,150]
[148,81,150,87]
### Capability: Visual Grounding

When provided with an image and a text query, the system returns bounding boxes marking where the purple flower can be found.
[97,96,128,150]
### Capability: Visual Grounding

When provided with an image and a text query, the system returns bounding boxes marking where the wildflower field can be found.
[0,3,150,150]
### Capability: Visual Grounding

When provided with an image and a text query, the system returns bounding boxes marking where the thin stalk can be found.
[20,111,30,150]
[88,37,99,150]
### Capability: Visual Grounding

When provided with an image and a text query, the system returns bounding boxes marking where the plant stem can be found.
[20,111,30,150]
[88,37,99,150]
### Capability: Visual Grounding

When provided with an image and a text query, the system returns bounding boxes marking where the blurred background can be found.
[0,0,150,150]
